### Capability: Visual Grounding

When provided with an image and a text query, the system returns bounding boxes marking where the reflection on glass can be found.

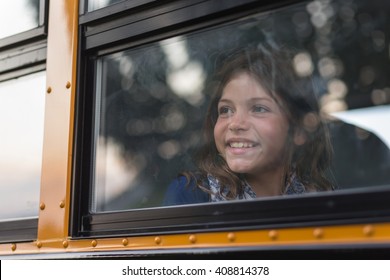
[0,0,40,40]
[93,0,390,212]
[0,71,46,220]
[87,0,124,12]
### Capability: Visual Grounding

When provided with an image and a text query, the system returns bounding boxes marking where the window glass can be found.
[0,71,46,220]
[87,0,125,12]
[92,0,390,212]
[0,0,40,40]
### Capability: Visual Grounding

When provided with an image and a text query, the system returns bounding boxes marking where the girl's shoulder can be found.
[163,174,210,206]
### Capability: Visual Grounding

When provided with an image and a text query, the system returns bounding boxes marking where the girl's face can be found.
[214,72,290,179]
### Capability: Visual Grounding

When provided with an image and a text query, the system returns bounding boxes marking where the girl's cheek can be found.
[213,125,224,152]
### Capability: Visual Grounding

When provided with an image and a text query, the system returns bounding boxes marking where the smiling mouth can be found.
[228,142,256,148]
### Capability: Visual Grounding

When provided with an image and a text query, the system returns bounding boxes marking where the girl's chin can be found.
[227,163,253,174]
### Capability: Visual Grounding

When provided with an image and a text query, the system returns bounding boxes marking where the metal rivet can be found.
[62,240,69,248]
[11,243,16,251]
[154,236,161,245]
[189,235,197,244]
[39,203,45,210]
[122,238,128,246]
[37,241,42,248]
[59,201,65,208]
[91,240,97,247]
[227,232,235,242]
[66,81,71,89]
[363,225,374,237]
[47,87,52,94]
[313,228,324,239]
[268,230,278,240]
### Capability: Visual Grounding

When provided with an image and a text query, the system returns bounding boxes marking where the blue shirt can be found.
[163,176,209,206]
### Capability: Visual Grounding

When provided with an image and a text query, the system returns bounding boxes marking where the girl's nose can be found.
[228,111,249,131]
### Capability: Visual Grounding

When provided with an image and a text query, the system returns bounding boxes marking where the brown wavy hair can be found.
[185,46,333,199]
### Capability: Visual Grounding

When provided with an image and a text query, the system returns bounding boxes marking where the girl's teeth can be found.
[230,142,253,148]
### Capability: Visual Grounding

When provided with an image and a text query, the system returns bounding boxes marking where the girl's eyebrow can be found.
[218,97,274,104]
[248,97,274,102]
[217,98,232,104]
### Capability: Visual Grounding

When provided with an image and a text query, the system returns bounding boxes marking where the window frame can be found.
[72,0,390,239]
[80,188,390,238]
[79,0,157,20]
[0,219,38,243]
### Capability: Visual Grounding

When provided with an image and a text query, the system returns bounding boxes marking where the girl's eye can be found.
[218,106,233,116]
[253,105,268,113]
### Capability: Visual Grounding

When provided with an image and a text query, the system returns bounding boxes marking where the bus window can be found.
[0,0,40,40]
[85,0,390,214]
[0,71,46,221]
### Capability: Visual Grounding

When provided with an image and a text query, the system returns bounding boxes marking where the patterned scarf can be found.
[207,172,306,202]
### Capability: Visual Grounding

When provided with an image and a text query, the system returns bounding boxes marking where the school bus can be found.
[1,0,390,259]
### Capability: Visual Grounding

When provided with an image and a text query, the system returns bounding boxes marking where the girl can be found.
[164,47,333,205]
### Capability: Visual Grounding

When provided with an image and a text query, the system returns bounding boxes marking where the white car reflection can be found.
[331,105,390,149]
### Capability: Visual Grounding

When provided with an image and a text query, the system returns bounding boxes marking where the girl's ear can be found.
[293,129,307,146]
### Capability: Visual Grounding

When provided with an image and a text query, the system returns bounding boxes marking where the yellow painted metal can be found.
[37,0,78,241]
[1,223,390,256]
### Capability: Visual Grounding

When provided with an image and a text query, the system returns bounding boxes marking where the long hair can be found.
[186,46,333,199]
